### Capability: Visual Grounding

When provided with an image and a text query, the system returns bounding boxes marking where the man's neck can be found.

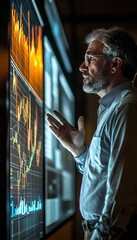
[97,77,129,98]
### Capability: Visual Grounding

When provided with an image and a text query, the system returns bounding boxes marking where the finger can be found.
[47,113,62,128]
[78,116,85,134]
[53,110,70,125]
[48,125,61,140]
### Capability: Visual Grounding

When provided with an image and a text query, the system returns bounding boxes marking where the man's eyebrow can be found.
[85,51,106,55]
[85,51,112,58]
[85,51,95,55]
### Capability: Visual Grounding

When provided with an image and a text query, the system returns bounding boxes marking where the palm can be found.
[46,110,86,156]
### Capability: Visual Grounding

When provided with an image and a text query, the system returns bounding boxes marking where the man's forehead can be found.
[87,40,104,52]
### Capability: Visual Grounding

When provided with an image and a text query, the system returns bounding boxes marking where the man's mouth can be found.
[82,74,89,83]
[82,73,89,78]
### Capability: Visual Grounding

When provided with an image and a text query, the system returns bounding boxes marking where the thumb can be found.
[78,116,85,133]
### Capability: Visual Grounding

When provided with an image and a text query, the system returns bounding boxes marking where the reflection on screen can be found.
[10,1,44,239]
[44,37,75,234]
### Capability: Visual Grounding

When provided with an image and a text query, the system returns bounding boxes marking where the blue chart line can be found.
[11,195,42,217]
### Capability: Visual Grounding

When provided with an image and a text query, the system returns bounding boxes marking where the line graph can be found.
[10,62,43,210]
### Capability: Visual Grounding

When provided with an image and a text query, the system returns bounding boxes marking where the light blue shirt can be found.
[75,81,137,237]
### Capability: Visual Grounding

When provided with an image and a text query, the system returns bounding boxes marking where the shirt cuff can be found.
[74,147,88,164]
[94,215,110,239]
[74,148,88,174]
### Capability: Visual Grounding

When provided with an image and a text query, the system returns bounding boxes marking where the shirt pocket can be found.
[89,136,105,169]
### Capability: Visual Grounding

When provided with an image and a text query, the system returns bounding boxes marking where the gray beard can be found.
[83,76,110,94]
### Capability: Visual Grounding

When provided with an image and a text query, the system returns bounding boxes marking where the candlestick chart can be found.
[9,1,44,239]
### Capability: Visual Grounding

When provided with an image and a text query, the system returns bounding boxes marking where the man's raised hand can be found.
[46,110,86,157]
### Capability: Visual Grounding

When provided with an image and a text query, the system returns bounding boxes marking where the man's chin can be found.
[83,84,94,94]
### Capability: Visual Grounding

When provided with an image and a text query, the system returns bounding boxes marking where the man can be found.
[46,27,137,239]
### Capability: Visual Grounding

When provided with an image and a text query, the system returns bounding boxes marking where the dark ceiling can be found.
[55,0,137,117]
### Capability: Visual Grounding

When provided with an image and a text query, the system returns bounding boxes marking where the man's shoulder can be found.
[116,88,137,105]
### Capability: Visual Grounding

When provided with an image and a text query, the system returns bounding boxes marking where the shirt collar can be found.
[98,81,134,108]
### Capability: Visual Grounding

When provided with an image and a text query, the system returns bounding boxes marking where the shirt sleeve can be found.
[99,102,137,232]
[91,224,109,240]
[74,148,88,174]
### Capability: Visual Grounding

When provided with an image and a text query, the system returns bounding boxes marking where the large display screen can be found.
[44,37,75,234]
[10,0,44,239]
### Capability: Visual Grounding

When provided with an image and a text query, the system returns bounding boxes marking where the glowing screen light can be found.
[44,37,75,234]
[10,0,44,239]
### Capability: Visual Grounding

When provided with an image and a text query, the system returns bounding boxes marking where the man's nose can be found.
[79,61,87,72]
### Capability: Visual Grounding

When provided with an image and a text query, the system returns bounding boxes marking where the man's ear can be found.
[111,57,122,74]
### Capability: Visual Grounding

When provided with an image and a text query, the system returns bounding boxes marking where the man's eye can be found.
[85,54,95,66]
[88,56,93,61]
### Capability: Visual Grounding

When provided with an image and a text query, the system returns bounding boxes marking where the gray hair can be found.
[85,27,137,81]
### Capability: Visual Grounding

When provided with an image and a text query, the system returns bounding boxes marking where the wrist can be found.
[71,145,87,158]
